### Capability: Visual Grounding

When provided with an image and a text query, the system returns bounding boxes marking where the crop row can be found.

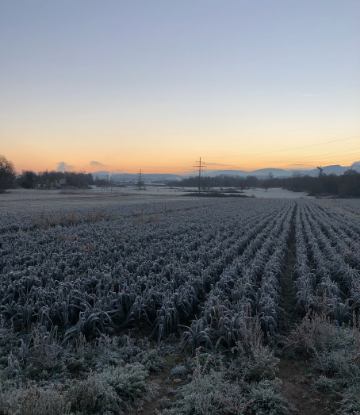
[0,199,290,345]
[292,201,360,322]
[2,197,360,350]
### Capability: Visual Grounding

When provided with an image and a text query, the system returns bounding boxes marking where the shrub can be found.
[0,386,70,415]
[162,370,247,415]
[68,371,121,414]
[339,385,360,414]
[247,379,289,415]
[69,363,158,414]
[137,348,165,372]
[228,336,278,382]
[286,310,360,414]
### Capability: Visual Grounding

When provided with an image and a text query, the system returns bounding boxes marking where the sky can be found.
[1,0,359,174]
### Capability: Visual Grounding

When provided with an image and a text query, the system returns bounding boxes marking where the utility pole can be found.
[194,157,206,194]
[137,169,144,189]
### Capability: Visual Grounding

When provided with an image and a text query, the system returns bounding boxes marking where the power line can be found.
[183,145,359,170]
[283,155,360,167]
[203,134,360,159]
[294,151,360,163]
[273,146,360,162]
[192,150,360,169]
[185,151,360,173]
[258,148,360,167]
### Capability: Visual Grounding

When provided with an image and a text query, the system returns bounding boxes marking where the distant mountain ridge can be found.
[203,165,352,178]
[93,164,358,182]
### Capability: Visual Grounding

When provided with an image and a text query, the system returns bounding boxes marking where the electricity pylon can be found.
[194,157,206,194]
[137,169,144,189]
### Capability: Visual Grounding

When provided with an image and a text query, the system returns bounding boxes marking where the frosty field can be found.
[1,193,360,415]
[0,186,312,214]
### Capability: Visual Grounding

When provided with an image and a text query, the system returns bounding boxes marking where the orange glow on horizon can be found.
[2,115,359,175]
[5,139,360,176]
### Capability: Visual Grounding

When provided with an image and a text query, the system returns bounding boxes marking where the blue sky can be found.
[1,1,359,173]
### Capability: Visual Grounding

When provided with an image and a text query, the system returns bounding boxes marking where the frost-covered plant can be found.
[28,325,63,369]
[247,379,289,415]
[6,352,20,387]
[312,375,339,392]
[226,314,278,381]
[163,344,288,415]
[88,334,126,370]
[137,348,165,372]
[0,386,70,415]
[311,348,358,380]
[69,362,158,414]
[0,322,18,357]
[158,396,172,409]
[101,362,158,404]
[162,369,247,415]
[181,319,214,353]
[170,359,194,379]
[170,364,189,379]
[338,385,360,414]
[229,340,278,382]
[68,371,122,414]
[284,308,353,356]
[89,334,164,372]
[286,308,360,414]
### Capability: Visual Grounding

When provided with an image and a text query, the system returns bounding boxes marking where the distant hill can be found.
[92,164,358,182]
[306,165,349,176]
[186,164,358,179]
[246,168,290,177]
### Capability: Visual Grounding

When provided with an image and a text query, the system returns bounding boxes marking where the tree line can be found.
[169,170,360,197]
[0,154,95,191]
[1,153,359,196]
[281,170,360,197]
[16,170,95,189]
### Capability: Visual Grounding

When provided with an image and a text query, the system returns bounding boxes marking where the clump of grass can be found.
[163,317,289,415]
[162,368,247,415]
[87,334,164,373]
[69,363,158,414]
[0,386,70,415]
[1,362,158,415]
[228,315,279,382]
[162,349,288,415]
[285,308,360,414]
[247,379,289,415]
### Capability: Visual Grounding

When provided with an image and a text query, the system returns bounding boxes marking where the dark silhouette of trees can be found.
[338,169,360,197]
[17,170,38,189]
[170,170,360,197]
[94,176,109,186]
[279,170,360,197]
[0,155,16,192]
[16,170,94,189]
[64,172,94,187]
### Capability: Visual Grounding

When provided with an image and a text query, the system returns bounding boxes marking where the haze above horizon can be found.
[1,1,359,174]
